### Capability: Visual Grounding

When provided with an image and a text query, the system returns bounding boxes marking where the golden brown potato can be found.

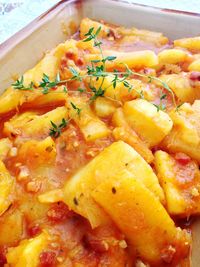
[67,96,110,141]
[188,58,200,72]
[0,210,23,245]
[158,49,190,65]
[174,37,200,52]
[85,50,158,70]
[162,101,200,163]
[4,106,68,139]
[0,160,14,216]
[6,232,49,267]
[93,97,118,117]
[159,73,200,103]
[92,174,189,265]
[63,141,164,228]
[123,99,173,147]
[0,138,12,160]
[17,137,56,168]
[155,150,200,216]
[112,126,154,163]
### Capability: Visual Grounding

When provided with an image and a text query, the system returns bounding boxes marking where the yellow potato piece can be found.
[162,101,200,163]
[159,74,199,103]
[92,174,189,265]
[67,97,110,141]
[174,36,200,52]
[4,106,68,139]
[38,189,64,204]
[123,99,173,147]
[94,97,117,117]
[0,210,23,245]
[112,127,154,163]
[6,232,49,267]
[80,18,110,39]
[155,150,200,216]
[0,138,12,160]
[0,54,58,115]
[188,58,200,72]
[112,108,154,163]
[17,136,56,167]
[0,39,77,115]
[118,27,168,45]
[158,49,190,64]
[0,161,14,216]
[85,50,158,70]
[63,141,164,228]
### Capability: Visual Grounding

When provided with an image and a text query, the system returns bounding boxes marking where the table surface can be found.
[0,0,200,44]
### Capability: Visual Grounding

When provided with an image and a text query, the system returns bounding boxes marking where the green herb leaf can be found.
[78,88,85,93]
[63,86,68,93]
[49,118,68,138]
[95,26,102,37]
[12,76,34,91]
[69,67,82,81]
[102,56,117,62]
[84,27,94,36]
[70,102,82,116]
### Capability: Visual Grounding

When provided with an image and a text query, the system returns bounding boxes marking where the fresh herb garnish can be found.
[49,118,68,138]
[77,87,86,93]
[63,86,68,93]
[70,102,82,116]
[39,73,62,94]
[12,76,34,91]
[69,67,82,81]
[11,26,178,138]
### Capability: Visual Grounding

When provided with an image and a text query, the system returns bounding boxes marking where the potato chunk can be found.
[87,75,148,102]
[188,58,200,72]
[63,141,164,227]
[92,174,189,265]
[112,127,153,163]
[112,108,154,163]
[6,232,49,267]
[0,39,78,116]
[85,50,158,70]
[0,161,14,216]
[123,99,173,147]
[0,138,12,160]
[174,37,200,52]
[4,107,68,139]
[155,150,200,216]
[80,18,110,39]
[67,97,110,141]
[159,74,199,103]
[162,101,200,163]
[93,97,117,117]
[17,137,56,168]
[158,49,190,65]
[0,210,23,245]
[0,53,58,115]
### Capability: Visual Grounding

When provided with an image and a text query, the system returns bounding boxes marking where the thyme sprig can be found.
[12,76,34,91]
[70,102,82,116]
[12,26,178,137]
[49,118,68,138]
[12,73,70,94]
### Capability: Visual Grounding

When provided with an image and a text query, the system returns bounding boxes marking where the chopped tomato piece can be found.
[27,223,41,237]
[175,153,191,166]
[47,202,74,223]
[39,251,56,267]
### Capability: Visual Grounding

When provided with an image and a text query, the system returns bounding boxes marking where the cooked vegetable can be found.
[0,17,199,267]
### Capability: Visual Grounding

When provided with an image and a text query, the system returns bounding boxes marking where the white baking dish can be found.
[0,0,200,265]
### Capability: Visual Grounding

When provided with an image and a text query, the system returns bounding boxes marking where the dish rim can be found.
[1,0,200,53]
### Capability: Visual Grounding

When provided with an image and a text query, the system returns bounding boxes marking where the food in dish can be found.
[1,17,200,266]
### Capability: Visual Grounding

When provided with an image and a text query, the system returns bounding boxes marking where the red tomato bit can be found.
[39,251,56,267]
